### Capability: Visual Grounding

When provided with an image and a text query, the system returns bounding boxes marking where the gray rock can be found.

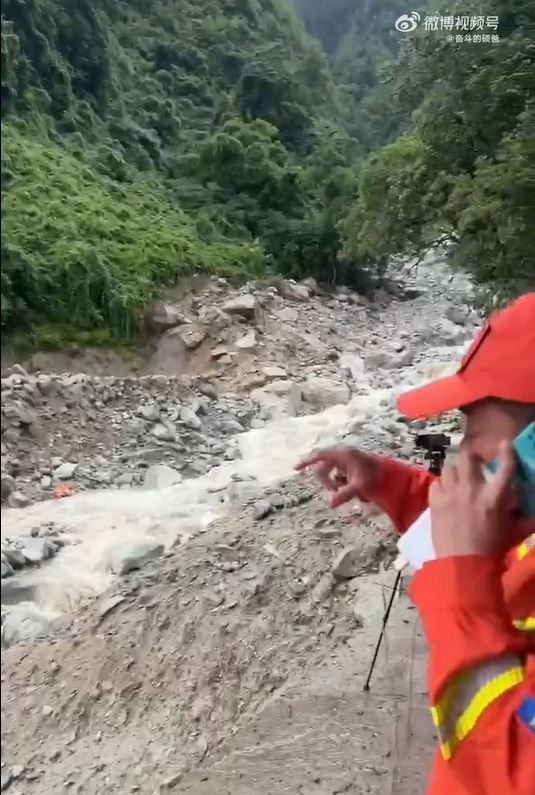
[36,376,56,396]
[143,464,182,490]
[211,345,230,359]
[251,380,303,419]
[437,319,467,346]
[1,472,16,502]
[40,475,52,489]
[150,423,176,442]
[2,547,26,569]
[198,304,230,329]
[10,401,37,426]
[94,468,113,484]
[235,329,256,350]
[98,594,126,618]
[3,428,20,444]
[20,536,56,565]
[279,280,310,302]
[1,772,12,791]
[177,324,207,350]
[365,351,390,369]
[7,491,30,509]
[216,418,244,434]
[311,573,335,603]
[253,499,273,520]
[301,276,320,294]
[1,554,14,579]
[445,305,470,326]
[262,365,287,379]
[392,349,414,369]
[198,381,218,400]
[1,603,55,646]
[53,462,78,481]
[226,480,264,505]
[180,406,202,430]
[145,301,186,331]
[108,539,164,575]
[301,376,351,408]
[139,403,161,422]
[331,547,361,580]
[274,306,298,323]
[115,472,135,486]
[222,294,257,320]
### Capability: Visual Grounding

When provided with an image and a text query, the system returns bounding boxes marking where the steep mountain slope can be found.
[1,0,355,339]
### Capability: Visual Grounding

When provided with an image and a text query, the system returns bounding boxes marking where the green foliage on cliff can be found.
[1,0,355,336]
[343,0,535,303]
[2,0,533,341]
[1,123,263,336]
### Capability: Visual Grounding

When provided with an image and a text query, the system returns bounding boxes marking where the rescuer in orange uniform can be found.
[297,293,535,795]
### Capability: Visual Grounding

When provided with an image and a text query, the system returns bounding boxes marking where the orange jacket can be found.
[367,457,535,795]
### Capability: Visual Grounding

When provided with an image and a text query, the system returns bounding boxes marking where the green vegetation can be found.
[344,0,535,304]
[1,0,533,344]
[1,0,353,338]
[2,122,263,337]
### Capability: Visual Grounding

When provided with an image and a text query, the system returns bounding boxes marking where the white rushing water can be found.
[1,371,461,615]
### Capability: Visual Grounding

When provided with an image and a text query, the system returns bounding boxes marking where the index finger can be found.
[295,450,335,471]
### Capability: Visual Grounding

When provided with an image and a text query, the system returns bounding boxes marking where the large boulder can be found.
[445,305,470,326]
[143,464,182,490]
[222,294,258,321]
[18,536,57,565]
[437,319,468,346]
[107,539,164,575]
[150,422,177,442]
[145,302,186,332]
[278,280,311,302]
[175,324,207,350]
[262,365,287,379]
[301,376,351,409]
[52,462,78,481]
[251,380,303,419]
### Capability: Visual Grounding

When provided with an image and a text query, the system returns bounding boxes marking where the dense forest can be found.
[1,0,534,343]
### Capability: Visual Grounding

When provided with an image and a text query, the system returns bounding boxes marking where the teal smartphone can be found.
[485,421,535,518]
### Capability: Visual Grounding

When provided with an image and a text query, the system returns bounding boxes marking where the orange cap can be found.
[397,292,535,419]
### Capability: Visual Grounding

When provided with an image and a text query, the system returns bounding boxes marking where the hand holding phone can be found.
[397,422,535,571]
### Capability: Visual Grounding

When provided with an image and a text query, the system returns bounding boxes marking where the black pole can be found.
[362,433,449,691]
[363,569,402,691]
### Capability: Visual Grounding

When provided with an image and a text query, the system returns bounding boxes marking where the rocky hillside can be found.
[1,264,473,511]
[1,259,475,793]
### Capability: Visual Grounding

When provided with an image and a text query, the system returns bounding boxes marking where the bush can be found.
[1,123,264,337]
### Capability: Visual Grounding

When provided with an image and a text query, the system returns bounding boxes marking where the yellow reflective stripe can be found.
[513,617,535,631]
[431,656,524,761]
[517,532,535,560]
